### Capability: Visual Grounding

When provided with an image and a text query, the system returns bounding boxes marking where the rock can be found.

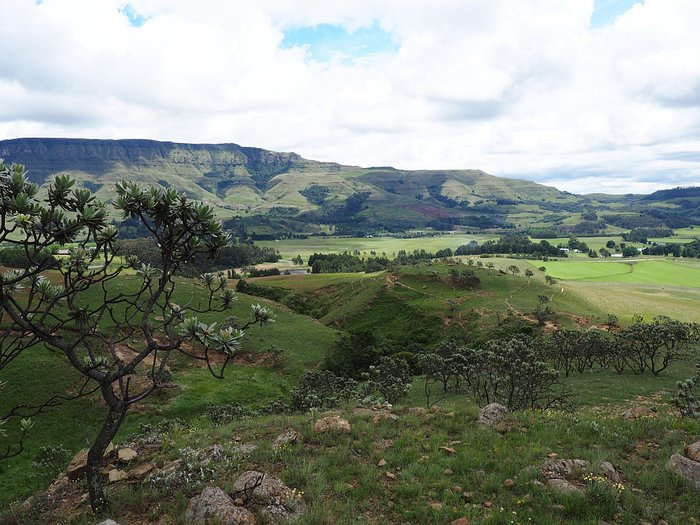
[451,518,470,525]
[127,461,155,480]
[407,407,429,415]
[117,447,138,462]
[232,471,306,523]
[377,459,387,467]
[384,471,396,480]
[621,405,656,419]
[598,461,622,483]
[440,446,456,455]
[545,477,582,494]
[272,431,302,451]
[428,502,442,510]
[666,453,700,488]
[185,486,257,525]
[66,443,115,480]
[541,458,590,478]
[232,443,258,455]
[547,452,559,459]
[108,469,128,482]
[685,440,700,462]
[540,458,590,494]
[477,403,509,428]
[95,520,122,525]
[444,468,454,475]
[313,415,351,434]
[504,478,515,488]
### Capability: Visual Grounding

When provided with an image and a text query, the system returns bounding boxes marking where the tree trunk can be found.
[87,402,127,513]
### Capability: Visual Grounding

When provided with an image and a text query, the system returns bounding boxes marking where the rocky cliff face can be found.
[0,138,307,185]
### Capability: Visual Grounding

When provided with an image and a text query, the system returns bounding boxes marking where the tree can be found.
[524,268,534,279]
[534,295,553,326]
[0,162,273,512]
[507,265,520,275]
[614,316,698,375]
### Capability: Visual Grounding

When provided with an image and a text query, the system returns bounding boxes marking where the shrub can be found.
[672,363,700,418]
[289,370,358,412]
[362,356,412,404]
[31,444,72,484]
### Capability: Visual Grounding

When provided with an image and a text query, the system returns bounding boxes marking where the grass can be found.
[543,258,700,287]
[0,275,338,509]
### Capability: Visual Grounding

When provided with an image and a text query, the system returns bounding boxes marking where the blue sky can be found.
[281,22,399,62]
[591,0,643,27]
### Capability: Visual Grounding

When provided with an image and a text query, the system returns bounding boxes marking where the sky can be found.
[1,1,699,194]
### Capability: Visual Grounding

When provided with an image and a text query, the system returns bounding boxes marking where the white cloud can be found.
[0,0,698,193]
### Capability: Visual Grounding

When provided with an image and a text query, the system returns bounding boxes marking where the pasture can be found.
[256,234,498,260]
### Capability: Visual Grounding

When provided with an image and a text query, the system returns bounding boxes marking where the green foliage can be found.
[30,445,72,485]
[289,370,358,412]
[362,356,412,404]
[673,362,700,418]
[448,268,481,289]
[461,336,568,410]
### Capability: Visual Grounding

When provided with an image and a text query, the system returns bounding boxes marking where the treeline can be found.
[0,246,56,268]
[622,227,673,243]
[307,248,451,274]
[455,233,564,257]
[115,238,280,276]
[643,239,700,258]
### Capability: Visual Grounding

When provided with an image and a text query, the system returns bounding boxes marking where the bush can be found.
[462,336,569,410]
[362,356,412,404]
[324,330,393,379]
[672,363,700,418]
[31,444,72,484]
[289,370,358,412]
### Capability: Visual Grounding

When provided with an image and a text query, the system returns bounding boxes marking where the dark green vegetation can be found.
[3,138,700,236]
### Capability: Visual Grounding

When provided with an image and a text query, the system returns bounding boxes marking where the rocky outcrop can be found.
[233,471,306,523]
[185,486,256,525]
[477,403,509,428]
[66,443,115,480]
[540,458,590,493]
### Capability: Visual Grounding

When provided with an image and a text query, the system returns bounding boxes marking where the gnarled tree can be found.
[0,161,273,512]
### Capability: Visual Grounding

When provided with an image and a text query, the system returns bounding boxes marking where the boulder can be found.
[95,520,122,525]
[185,486,257,525]
[117,447,138,462]
[477,403,509,428]
[272,431,302,451]
[666,453,700,488]
[621,405,655,419]
[313,415,351,434]
[233,471,306,523]
[685,440,700,462]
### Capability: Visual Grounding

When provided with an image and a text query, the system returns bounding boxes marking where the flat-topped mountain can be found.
[0,138,696,233]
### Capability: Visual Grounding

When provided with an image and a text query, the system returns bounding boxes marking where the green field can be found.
[257,234,498,260]
[544,258,700,287]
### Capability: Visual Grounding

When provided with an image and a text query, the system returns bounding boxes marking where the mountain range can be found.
[1,137,698,234]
